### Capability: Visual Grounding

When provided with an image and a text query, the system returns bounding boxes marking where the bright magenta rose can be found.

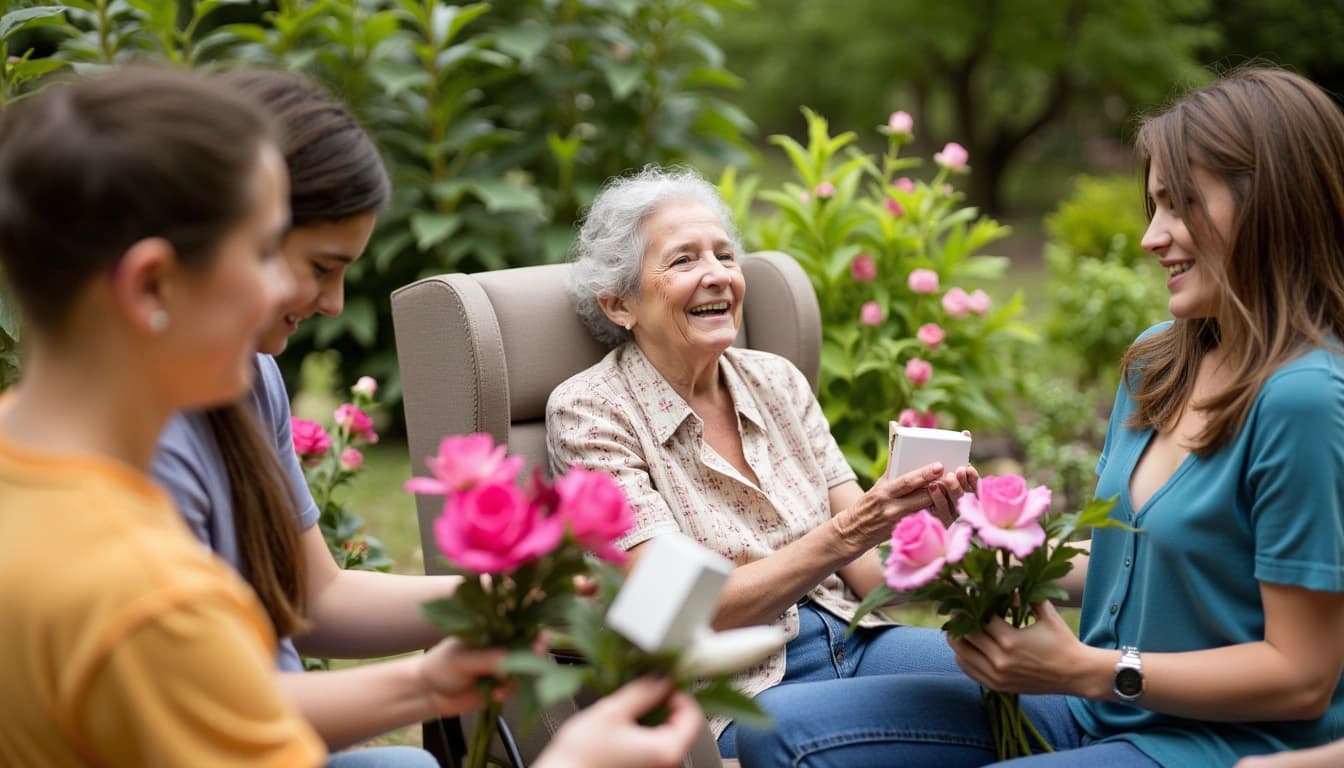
[334,403,378,444]
[885,198,905,218]
[942,287,971,318]
[554,467,634,563]
[851,253,877,282]
[957,474,1050,558]
[291,418,331,464]
[917,322,945,350]
[434,481,565,574]
[860,301,885,326]
[885,510,972,591]
[405,433,525,496]
[905,357,932,387]
[907,268,940,295]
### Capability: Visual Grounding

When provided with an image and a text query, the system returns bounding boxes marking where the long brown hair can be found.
[204,70,389,637]
[1123,67,1344,453]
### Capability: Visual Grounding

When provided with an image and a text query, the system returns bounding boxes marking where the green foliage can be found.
[730,108,1036,483]
[0,0,752,403]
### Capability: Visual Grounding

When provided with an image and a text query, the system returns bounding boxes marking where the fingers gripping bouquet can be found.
[850,474,1123,761]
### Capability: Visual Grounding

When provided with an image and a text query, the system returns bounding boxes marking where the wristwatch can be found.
[1113,645,1145,702]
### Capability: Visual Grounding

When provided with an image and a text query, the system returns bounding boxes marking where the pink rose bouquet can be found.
[850,474,1122,761]
[406,433,634,768]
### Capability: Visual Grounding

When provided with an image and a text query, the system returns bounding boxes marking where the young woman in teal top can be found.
[736,66,1344,767]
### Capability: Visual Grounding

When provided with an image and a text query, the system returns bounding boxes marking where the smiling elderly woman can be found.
[545,165,978,760]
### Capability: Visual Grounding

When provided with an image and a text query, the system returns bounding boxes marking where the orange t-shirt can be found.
[0,427,325,767]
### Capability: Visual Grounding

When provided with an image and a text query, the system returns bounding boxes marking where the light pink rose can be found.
[351,376,378,399]
[916,322,945,350]
[433,481,564,574]
[884,510,972,591]
[893,177,916,193]
[885,198,905,217]
[405,433,525,496]
[887,110,914,136]
[339,447,363,472]
[334,403,378,444]
[905,357,932,387]
[967,289,992,315]
[907,268,940,295]
[860,301,885,326]
[291,418,331,464]
[554,467,634,563]
[934,142,969,172]
[814,182,836,199]
[942,287,971,318]
[851,253,877,283]
[956,474,1050,559]
[900,408,939,429]
[799,190,811,204]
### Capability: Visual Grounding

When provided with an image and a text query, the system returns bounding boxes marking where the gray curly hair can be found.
[570,164,743,345]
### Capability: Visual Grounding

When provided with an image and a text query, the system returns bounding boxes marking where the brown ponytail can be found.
[206,403,309,638]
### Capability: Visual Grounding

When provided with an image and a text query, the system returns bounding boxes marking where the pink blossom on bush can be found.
[351,376,378,399]
[405,433,525,496]
[334,403,378,444]
[799,190,811,204]
[905,358,932,386]
[886,110,914,136]
[942,287,971,318]
[934,142,969,172]
[884,511,972,591]
[554,467,634,563]
[860,301,885,326]
[434,481,565,573]
[897,408,940,429]
[814,181,836,199]
[968,289,992,315]
[885,198,905,217]
[893,177,916,193]
[917,322,945,350]
[339,447,364,472]
[907,268,940,295]
[957,475,1050,559]
[291,418,331,464]
[851,253,877,282]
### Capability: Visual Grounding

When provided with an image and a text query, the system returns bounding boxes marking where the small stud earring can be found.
[148,309,170,334]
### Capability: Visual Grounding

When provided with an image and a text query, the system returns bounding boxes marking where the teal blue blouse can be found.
[1069,324,1344,766]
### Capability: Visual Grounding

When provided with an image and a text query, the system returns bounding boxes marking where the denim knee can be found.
[326,745,440,768]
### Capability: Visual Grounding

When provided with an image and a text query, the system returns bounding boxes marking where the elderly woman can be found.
[546,165,977,759]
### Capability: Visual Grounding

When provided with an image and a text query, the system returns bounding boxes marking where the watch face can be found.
[1115,667,1143,696]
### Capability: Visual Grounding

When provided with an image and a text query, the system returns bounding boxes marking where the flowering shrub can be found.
[724,108,1036,482]
[850,475,1123,760]
[291,376,391,572]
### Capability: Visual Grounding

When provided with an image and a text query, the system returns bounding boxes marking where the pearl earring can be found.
[148,309,170,334]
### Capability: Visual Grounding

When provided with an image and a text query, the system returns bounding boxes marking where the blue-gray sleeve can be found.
[253,354,321,530]
[150,411,241,566]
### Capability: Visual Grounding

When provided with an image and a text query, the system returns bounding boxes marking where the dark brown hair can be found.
[0,67,273,333]
[1124,67,1344,453]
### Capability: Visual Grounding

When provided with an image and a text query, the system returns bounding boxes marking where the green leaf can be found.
[846,583,897,633]
[494,21,548,65]
[602,60,643,99]
[420,595,489,636]
[694,678,770,728]
[0,6,66,43]
[409,212,461,251]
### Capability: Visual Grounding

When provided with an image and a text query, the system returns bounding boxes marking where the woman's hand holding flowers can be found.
[950,600,1098,697]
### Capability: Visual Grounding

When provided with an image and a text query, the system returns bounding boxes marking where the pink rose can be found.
[885,198,905,217]
[886,110,913,136]
[907,268,940,295]
[554,467,634,563]
[956,474,1050,559]
[893,177,916,193]
[884,510,972,591]
[942,287,971,318]
[334,403,378,444]
[338,447,363,472]
[916,322,945,350]
[905,358,932,387]
[799,190,811,204]
[814,182,836,199]
[851,253,877,283]
[967,289,991,315]
[860,301,885,327]
[934,142,969,172]
[351,376,378,399]
[291,418,331,464]
[433,481,564,574]
[405,433,525,496]
[900,408,940,429]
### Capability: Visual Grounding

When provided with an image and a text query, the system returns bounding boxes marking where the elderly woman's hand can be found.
[831,463,975,551]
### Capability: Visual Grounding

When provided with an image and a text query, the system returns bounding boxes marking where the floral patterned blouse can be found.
[546,343,892,736]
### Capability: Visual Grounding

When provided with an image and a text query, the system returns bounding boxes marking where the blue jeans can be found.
[729,604,1158,768]
[326,746,439,768]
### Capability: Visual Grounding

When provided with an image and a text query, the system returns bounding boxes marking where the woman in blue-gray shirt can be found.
[736,66,1344,768]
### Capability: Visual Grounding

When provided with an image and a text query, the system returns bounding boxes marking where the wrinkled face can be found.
[259,211,377,354]
[616,199,745,358]
[170,145,294,407]
[1141,161,1236,321]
